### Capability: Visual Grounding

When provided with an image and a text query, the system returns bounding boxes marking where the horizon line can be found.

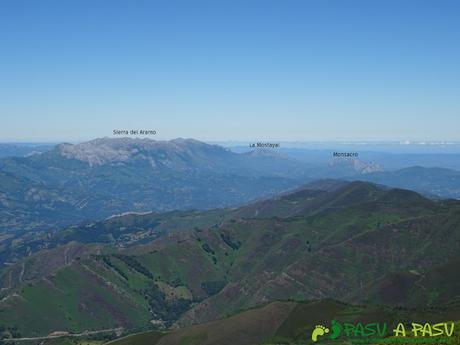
[2,137,460,146]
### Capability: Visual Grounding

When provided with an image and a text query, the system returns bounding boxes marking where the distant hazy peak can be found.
[329,156,384,174]
[242,149,285,158]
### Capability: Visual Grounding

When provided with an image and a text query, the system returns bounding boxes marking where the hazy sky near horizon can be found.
[1,0,459,142]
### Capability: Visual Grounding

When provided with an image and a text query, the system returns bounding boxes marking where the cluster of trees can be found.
[201,243,218,264]
[94,253,155,281]
[142,283,191,326]
[113,254,154,279]
[220,233,241,250]
[99,255,129,280]
[0,325,20,341]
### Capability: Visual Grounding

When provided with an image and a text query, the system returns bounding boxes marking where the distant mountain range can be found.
[0,143,54,158]
[1,138,460,234]
[231,145,460,170]
[1,181,459,337]
[0,138,309,232]
[358,166,460,199]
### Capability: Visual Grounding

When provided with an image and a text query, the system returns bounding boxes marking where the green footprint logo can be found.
[329,320,342,340]
[311,325,329,342]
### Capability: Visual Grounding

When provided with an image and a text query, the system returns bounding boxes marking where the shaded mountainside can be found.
[359,258,460,307]
[0,138,309,232]
[1,181,460,337]
[0,208,226,265]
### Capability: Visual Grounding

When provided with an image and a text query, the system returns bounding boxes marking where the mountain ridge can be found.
[0,138,309,232]
[1,181,459,336]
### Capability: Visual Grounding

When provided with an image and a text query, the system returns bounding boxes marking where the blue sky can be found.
[0,0,459,142]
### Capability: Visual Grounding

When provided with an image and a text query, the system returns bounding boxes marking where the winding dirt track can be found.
[2,327,124,342]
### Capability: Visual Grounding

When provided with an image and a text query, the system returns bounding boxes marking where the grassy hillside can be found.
[1,182,459,337]
[50,300,459,345]
[358,258,460,307]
